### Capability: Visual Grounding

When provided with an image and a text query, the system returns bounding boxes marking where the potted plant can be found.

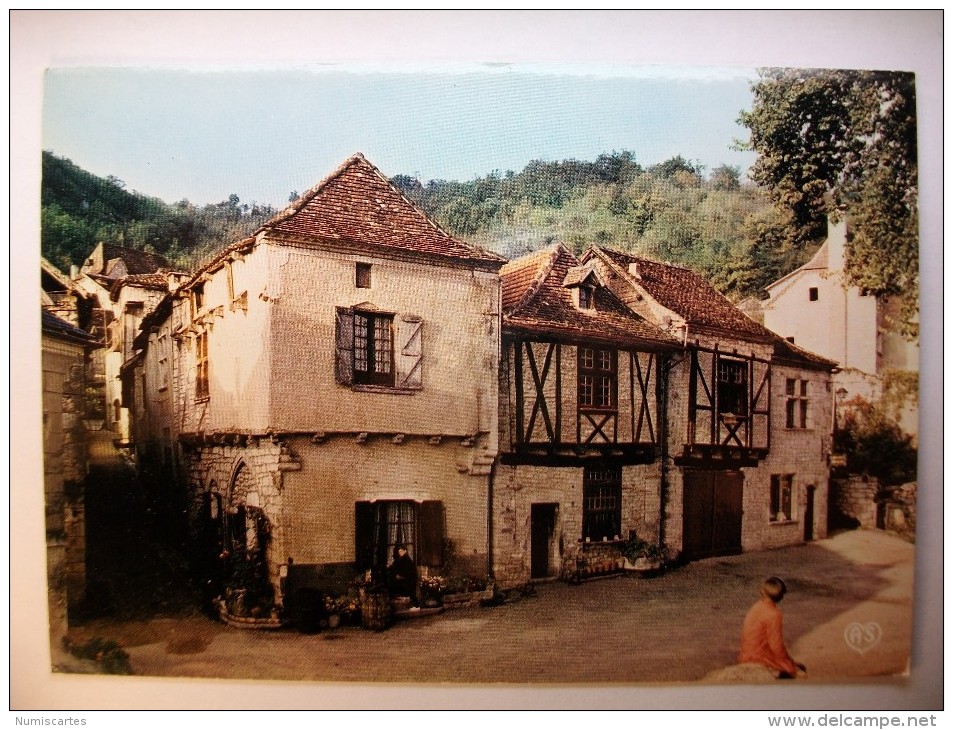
[623,538,666,575]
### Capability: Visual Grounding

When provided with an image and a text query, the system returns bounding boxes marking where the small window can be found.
[808,287,818,301]
[193,284,205,313]
[770,474,794,522]
[356,262,372,289]
[578,286,593,310]
[785,378,809,429]
[195,330,209,400]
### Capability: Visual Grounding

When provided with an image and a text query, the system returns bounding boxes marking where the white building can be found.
[759,217,918,438]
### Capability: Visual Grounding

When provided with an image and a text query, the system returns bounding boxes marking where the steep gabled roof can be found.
[589,247,772,342]
[764,240,829,295]
[97,243,172,276]
[501,244,678,350]
[260,153,505,269]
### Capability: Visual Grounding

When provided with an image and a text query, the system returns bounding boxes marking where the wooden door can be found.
[531,503,558,579]
[804,486,816,541]
[682,470,743,561]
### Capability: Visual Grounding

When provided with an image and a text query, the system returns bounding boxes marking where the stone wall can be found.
[831,475,879,529]
[491,462,661,589]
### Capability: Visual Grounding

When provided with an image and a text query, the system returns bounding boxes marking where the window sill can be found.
[579,538,626,549]
[769,519,798,527]
[194,396,210,404]
[352,384,421,395]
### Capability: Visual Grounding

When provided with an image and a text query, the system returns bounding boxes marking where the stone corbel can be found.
[277,442,301,473]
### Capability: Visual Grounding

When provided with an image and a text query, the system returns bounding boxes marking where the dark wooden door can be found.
[531,503,558,579]
[683,470,743,561]
[804,486,816,541]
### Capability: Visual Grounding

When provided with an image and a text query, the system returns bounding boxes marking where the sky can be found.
[42,64,760,208]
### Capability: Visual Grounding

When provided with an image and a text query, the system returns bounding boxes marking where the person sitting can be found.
[387,544,418,606]
[739,576,807,679]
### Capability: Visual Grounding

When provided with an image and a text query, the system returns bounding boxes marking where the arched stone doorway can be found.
[220,462,274,618]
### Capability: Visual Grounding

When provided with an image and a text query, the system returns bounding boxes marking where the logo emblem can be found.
[844,622,882,654]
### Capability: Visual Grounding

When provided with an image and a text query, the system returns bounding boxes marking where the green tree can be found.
[834,397,917,487]
[739,68,919,337]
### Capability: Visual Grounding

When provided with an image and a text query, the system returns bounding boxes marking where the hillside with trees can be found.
[41,148,816,304]
[396,151,812,303]
[41,151,278,274]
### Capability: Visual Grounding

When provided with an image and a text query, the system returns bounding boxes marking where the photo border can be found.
[10,9,943,711]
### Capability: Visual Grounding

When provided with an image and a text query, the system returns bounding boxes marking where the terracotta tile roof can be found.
[41,308,100,347]
[502,244,678,350]
[591,247,772,342]
[771,336,838,370]
[590,247,835,370]
[99,244,172,276]
[261,153,505,268]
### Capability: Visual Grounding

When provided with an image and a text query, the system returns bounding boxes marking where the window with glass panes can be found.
[785,378,809,428]
[583,467,622,541]
[717,357,748,417]
[578,347,616,410]
[770,474,794,522]
[354,312,394,386]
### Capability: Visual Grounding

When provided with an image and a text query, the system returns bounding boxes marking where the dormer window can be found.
[564,263,603,312]
[577,286,594,310]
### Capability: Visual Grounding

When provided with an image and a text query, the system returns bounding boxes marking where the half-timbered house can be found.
[492,244,680,587]
[582,246,836,563]
[128,154,505,614]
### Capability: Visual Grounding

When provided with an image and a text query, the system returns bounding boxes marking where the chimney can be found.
[827,214,848,271]
[628,262,642,281]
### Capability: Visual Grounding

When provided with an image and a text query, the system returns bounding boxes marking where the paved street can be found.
[66,528,914,685]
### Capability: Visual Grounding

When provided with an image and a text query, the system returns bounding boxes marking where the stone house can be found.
[70,243,174,435]
[756,217,919,438]
[575,246,837,565]
[492,244,680,586]
[127,154,505,613]
[41,308,100,648]
[119,155,840,605]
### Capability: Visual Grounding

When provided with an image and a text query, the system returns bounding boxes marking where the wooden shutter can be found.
[335,307,354,385]
[354,501,375,570]
[417,500,444,567]
[396,315,423,389]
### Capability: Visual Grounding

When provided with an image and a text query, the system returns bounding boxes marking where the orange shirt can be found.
[738,597,799,675]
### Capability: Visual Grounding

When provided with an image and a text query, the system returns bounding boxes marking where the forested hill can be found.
[40,151,278,275]
[41,149,817,303]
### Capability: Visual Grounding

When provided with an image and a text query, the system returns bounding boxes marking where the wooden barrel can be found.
[361,590,391,631]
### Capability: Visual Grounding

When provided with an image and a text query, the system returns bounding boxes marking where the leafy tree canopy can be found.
[738,68,919,337]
